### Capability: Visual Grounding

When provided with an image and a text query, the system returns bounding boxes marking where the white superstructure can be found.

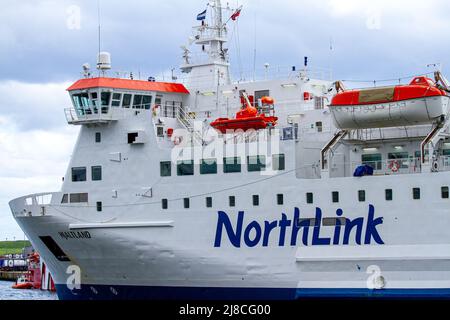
[9,1,450,299]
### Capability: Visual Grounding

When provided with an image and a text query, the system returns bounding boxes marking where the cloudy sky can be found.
[1,0,450,239]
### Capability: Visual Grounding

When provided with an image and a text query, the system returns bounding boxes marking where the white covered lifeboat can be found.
[329,76,450,130]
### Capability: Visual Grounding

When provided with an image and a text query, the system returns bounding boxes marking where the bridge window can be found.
[160,161,172,177]
[332,191,339,203]
[91,166,102,181]
[142,95,152,110]
[248,155,266,172]
[358,190,366,202]
[206,197,213,208]
[442,187,449,199]
[200,159,218,175]
[177,160,194,176]
[112,93,122,107]
[306,193,314,204]
[61,194,68,204]
[90,92,98,107]
[229,196,236,207]
[224,157,241,173]
[362,154,382,170]
[385,189,393,201]
[272,154,285,171]
[413,188,421,200]
[162,199,168,210]
[277,194,284,205]
[132,95,152,109]
[71,167,87,182]
[101,92,111,106]
[122,94,132,108]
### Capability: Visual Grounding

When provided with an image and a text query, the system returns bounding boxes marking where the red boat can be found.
[12,275,34,290]
[211,95,278,133]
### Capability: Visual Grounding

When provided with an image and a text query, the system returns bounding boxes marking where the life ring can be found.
[173,136,182,146]
[389,160,400,173]
[152,105,159,117]
[432,160,439,172]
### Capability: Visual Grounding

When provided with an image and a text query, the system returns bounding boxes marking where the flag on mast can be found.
[231,6,242,21]
[197,9,207,21]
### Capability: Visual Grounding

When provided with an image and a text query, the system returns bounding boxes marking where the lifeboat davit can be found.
[211,96,278,134]
[330,76,449,130]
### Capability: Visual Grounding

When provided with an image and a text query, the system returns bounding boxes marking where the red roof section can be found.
[67,77,189,94]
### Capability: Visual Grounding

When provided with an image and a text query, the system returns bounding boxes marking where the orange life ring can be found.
[389,160,400,173]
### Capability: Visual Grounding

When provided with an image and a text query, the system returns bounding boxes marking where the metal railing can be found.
[65,107,117,125]
[176,107,204,145]
[9,192,59,218]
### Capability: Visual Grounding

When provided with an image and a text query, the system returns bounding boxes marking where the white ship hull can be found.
[10,171,450,300]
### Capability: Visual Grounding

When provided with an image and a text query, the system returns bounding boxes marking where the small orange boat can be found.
[12,275,34,290]
[211,95,278,134]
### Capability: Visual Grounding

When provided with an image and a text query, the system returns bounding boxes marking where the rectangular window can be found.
[358,190,366,202]
[200,159,218,175]
[316,121,323,133]
[255,90,270,104]
[332,191,339,203]
[71,167,87,182]
[277,194,284,205]
[306,193,314,204]
[184,198,190,209]
[91,166,102,181]
[39,236,70,262]
[413,188,421,200]
[385,189,393,201]
[177,160,194,176]
[133,95,143,109]
[69,193,88,203]
[442,187,449,199]
[247,155,266,172]
[229,196,236,207]
[160,161,172,177]
[362,153,382,170]
[162,199,168,210]
[112,93,122,107]
[122,94,132,108]
[95,132,101,143]
[142,95,152,110]
[224,157,241,173]
[253,195,260,206]
[96,201,103,212]
[272,154,286,171]
[101,92,111,106]
[157,126,164,137]
[61,194,68,204]
[206,197,213,208]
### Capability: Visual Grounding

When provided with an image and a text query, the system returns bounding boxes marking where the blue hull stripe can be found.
[55,285,450,300]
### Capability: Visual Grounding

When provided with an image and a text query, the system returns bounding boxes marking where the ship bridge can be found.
[65,77,189,125]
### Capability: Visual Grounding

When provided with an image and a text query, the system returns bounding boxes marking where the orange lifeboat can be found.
[330,76,449,129]
[211,95,278,134]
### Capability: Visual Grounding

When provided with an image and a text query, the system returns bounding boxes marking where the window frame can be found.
[247,155,266,172]
[91,166,102,181]
[224,157,242,173]
[272,154,286,171]
[200,159,218,175]
[71,167,87,182]
[177,160,195,176]
[160,161,172,177]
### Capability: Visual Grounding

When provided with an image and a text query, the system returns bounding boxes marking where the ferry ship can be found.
[9,1,450,300]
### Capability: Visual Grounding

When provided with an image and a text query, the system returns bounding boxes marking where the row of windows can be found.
[307,187,449,204]
[72,92,154,110]
[71,166,102,182]
[162,194,285,210]
[160,187,450,210]
[160,155,285,177]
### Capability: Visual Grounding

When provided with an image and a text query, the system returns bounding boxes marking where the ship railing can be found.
[9,192,60,218]
[64,107,119,125]
[176,107,204,145]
